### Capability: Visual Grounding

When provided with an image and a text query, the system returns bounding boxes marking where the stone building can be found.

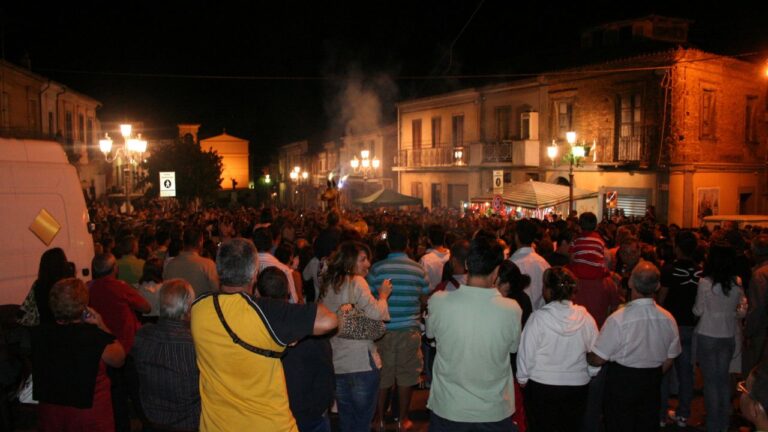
[394,17,768,227]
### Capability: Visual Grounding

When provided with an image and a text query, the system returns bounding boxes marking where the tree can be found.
[142,135,223,202]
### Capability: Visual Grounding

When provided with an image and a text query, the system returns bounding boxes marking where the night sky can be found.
[2,1,766,161]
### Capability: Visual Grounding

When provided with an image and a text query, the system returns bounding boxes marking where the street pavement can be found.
[9,380,756,431]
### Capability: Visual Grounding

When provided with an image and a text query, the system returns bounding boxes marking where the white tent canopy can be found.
[471,180,598,209]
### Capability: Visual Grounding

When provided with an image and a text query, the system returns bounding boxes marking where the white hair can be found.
[159,279,195,320]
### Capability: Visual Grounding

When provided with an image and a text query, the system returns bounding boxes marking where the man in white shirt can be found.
[252,227,299,303]
[509,219,550,310]
[420,224,450,292]
[588,260,681,432]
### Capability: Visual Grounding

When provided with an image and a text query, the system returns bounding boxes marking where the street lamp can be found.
[350,149,380,196]
[454,148,464,166]
[289,166,310,208]
[350,149,379,179]
[548,132,586,215]
[564,131,585,215]
[99,124,147,214]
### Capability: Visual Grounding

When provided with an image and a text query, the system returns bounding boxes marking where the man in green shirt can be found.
[426,236,522,431]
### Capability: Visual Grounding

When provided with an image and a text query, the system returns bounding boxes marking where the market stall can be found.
[470,180,598,218]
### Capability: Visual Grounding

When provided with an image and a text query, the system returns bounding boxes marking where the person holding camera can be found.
[32,278,125,431]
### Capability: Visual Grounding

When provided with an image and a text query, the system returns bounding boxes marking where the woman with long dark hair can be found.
[319,241,392,432]
[19,248,75,326]
[694,242,747,432]
[496,260,532,328]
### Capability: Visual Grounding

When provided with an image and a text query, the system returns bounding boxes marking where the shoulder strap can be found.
[212,294,283,358]
[344,278,354,305]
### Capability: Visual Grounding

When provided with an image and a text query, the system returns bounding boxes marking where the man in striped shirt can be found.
[568,212,609,280]
[369,224,430,431]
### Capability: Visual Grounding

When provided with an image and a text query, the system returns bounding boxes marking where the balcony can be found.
[595,126,656,166]
[395,146,467,168]
[483,140,540,166]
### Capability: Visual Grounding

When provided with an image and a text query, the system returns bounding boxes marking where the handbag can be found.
[18,285,40,327]
[336,281,386,341]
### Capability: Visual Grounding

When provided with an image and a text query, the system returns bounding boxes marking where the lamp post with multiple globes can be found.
[350,149,380,196]
[547,131,586,215]
[98,124,147,214]
[289,166,309,208]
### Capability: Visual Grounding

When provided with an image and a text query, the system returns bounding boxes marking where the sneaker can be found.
[667,410,687,427]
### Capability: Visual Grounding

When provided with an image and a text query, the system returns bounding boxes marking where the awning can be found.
[352,188,423,206]
[471,180,598,209]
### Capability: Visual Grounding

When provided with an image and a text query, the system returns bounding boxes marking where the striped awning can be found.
[471,180,598,209]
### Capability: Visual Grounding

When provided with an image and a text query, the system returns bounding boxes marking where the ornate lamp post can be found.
[98,124,147,213]
[350,149,380,195]
[548,131,585,215]
[289,166,309,208]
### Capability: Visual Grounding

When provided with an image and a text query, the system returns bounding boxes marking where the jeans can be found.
[604,362,662,432]
[696,334,735,432]
[660,325,694,419]
[335,356,380,432]
[581,366,606,432]
[525,380,588,432]
[296,413,331,432]
[429,412,518,432]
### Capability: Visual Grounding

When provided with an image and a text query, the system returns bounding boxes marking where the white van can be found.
[0,138,94,305]
[702,215,768,231]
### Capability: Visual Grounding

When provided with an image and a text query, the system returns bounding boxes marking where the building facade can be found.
[0,60,104,197]
[394,46,767,227]
[200,131,250,190]
[395,82,544,210]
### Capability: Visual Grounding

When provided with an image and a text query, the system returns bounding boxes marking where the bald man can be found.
[588,261,681,432]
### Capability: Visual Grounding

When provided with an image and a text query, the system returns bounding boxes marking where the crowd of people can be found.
[16,199,768,432]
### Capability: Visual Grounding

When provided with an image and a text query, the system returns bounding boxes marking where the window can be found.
[86,118,96,160]
[78,114,85,141]
[617,93,643,160]
[431,183,442,209]
[65,111,73,144]
[28,100,38,131]
[1,92,9,128]
[86,118,93,145]
[412,119,422,148]
[555,101,573,138]
[746,96,759,143]
[701,89,716,140]
[496,106,511,140]
[431,117,441,147]
[411,182,423,199]
[451,114,464,147]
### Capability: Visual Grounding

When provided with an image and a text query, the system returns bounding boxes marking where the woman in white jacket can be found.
[516,267,599,432]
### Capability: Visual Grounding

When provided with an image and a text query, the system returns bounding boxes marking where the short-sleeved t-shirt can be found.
[660,258,701,327]
[32,323,115,408]
[191,293,316,432]
[88,276,147,353]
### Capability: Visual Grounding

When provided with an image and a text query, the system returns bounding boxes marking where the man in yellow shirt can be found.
[191,238,337,431]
